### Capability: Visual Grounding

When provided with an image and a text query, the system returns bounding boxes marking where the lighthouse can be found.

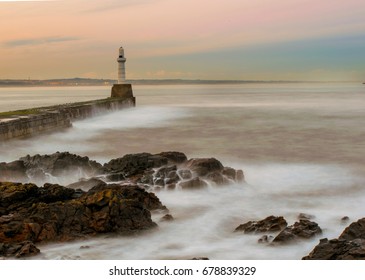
[117,46,126,84]
[111,45,134,103]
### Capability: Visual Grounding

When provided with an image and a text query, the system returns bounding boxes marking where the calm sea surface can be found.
[0,83,365,259]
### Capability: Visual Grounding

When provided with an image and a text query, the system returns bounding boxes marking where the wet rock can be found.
[222,167,237,181]
[104,153,168,178]
[66,178,105,191]
[156,152,188,164]
[298,213,315,220]
[177,169,192,180]
[273,219,322,244]
[179,177,208,190]
[0,160,28,182]
[206,171,230,186]
[341,216,350,223]
[303,218,365,259]
[0,241,40,258]
[184,158,224,176]
[0,182,164,245]
[20,152,104,179]
[0,182,76,216]
[165,184,176,190]
[80,245,90,250]
[258,235,274,244]
[235,216,288,234]
[160,214,174,222]
[191,257,209,260]
[303,238,365,260]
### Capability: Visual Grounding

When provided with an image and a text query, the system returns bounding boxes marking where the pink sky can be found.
[1,0,364,80]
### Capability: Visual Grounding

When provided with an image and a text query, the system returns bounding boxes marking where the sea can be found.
[0,83,365,260]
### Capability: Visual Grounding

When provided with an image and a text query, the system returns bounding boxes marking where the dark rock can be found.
[0,160,28,182]
[258,235,274,244]
[20,152,104,179]
[184,158,224,176]
[160,214,174,222]
[179,177,208,190]
[222,167,236,181]
[66,178,105,191]
[341,216,350,223]
[165,184,176,190]
[155,165,177,178]
[339,218,365,240]
[177,169,192,180]
[303,238,365,260]
[154,178,165,186]
[206,171,230,186]
[191,257,209,260]
[303,218,365,259]
[0,182,164,245]
[104,153,168,178]
[273,219,322,244]
[298,213,315,220]
[80,245,90,250]
[0,241,40,258]
[156,152,188,164]
[235,216,287,234]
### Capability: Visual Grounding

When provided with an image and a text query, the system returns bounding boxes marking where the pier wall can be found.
[0,97,135,141]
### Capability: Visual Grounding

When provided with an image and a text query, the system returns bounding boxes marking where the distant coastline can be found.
[0,78,357,87]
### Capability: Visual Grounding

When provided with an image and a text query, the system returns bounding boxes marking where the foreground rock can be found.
[0,181,165,258]
[303,218,365,259]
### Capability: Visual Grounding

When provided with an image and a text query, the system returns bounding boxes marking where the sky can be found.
[0,0,364,81]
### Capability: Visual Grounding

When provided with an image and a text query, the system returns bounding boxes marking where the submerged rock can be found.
[303,218,365,260]
[179,177,208,190]
[235,216,288,234]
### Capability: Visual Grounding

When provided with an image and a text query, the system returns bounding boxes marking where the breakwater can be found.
[0,96,135,141]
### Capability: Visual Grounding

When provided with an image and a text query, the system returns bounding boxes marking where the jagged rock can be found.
[235,216,287,234]
[0,160,28,182]
[0,241,40,258]
[303,218,365,259]
[179,177,208,190]
[339,218,365,240]
[273,219,322,244]
[303,238,365,260]
[66,178,105,191]
[184,158,224,176]
[0,182,163,245]
[156,152,188,164]
[222,167,236,181]
[104,153,168,178]
[20,152,104,179]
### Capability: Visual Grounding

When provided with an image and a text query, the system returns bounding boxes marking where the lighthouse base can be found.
[111,84,135,104]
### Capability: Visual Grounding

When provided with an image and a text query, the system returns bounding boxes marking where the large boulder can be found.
[303,218,365,260]
[179,177,208,190]
[0,241,40,258]
[0,182,163,247]
[235,216,287,234]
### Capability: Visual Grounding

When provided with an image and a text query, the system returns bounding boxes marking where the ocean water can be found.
[1,83,365,259]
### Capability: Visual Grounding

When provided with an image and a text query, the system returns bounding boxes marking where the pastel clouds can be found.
[0,0,364,80]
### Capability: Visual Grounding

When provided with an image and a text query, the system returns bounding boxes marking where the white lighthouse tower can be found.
[111,45,134,103]
[117,46,126,84]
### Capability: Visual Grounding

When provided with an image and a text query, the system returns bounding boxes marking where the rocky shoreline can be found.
[1,151,365,259]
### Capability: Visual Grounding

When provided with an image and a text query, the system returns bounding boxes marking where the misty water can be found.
[1,83,365,259]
